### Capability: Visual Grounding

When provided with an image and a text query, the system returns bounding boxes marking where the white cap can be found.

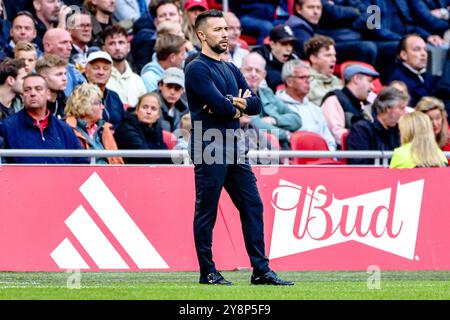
[86,51,112,64]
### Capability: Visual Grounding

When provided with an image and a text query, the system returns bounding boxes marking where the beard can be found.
[208,39,228,54]
[112,55,126,63]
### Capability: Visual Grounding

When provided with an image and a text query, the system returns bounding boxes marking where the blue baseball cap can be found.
[344,64,380,81]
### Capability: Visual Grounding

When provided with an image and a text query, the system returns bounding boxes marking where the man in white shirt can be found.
[102,24,146,107]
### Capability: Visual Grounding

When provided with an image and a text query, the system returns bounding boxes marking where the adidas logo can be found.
[50,172,169,270]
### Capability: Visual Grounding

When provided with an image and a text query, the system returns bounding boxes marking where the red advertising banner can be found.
[0,166,449,271]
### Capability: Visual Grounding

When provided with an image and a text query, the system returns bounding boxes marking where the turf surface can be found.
[1,270,450,300]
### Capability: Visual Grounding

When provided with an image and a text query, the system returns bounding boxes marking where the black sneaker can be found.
[199,271,233,285]
[251,270,294,286]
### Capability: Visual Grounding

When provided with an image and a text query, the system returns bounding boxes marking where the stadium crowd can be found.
[0,0,449,167]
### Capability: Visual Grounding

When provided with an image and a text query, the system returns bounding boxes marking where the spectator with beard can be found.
[103,24,146,107]
[35,54,68,120]
[84,0,120,47]
[253,24,300,92]
[0,58,26,119]
[321,64,380,147]
[304,35,343,106]
[33,0,72,50]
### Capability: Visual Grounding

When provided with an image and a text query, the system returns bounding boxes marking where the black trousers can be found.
[193,161,270,276]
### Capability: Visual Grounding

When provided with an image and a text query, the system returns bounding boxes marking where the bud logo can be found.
[50,172,169,270]
[269,179,424,260]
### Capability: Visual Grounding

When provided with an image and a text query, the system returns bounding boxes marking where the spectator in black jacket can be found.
[387,34,439,107]
[347,87,409,164]
[252,24,299,92]
[114,91,170,164]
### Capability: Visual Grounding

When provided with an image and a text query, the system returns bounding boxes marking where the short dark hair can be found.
[101,24,129,44]
[0,58,26,85]
[150,0,180,18]
[397,33,423,55]
[194,9,224,32]
[303,35,335,59]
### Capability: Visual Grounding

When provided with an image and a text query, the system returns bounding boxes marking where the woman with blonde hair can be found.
[390,111,448,168]
[114,92,170,164]
[65,83,124,164]
[416,96,450,151]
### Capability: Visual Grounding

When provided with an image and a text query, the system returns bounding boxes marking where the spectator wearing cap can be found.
[321,64,380,147]
[223,11,250,68]
[253,24,300,92]
[387,34,439,107]
[140,33,187,93]
[229,0,278,45]
[102,24,147,107]
[304,35,343,106]
[156,67,189,132]
[84,50,125,128]
[43,28,86,97]
[183,0,209,51]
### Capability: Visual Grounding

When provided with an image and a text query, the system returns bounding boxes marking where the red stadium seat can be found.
[290,131,344,165]
[340,131,349,151]
[162,130,178,150]
[239,38,250,50]
[261,131,281,150]
[206,0,222,10]
[240,34,257,46]
[288,0,295,15]
[339,61,384,94]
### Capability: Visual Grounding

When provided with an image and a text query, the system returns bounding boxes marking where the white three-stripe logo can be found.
[50,172,169,269]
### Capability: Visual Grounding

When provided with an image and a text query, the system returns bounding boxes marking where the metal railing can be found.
[1,149,448,166]
[0,149,422,167]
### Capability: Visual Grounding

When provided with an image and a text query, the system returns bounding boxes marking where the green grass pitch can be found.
[1,270,450,300]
